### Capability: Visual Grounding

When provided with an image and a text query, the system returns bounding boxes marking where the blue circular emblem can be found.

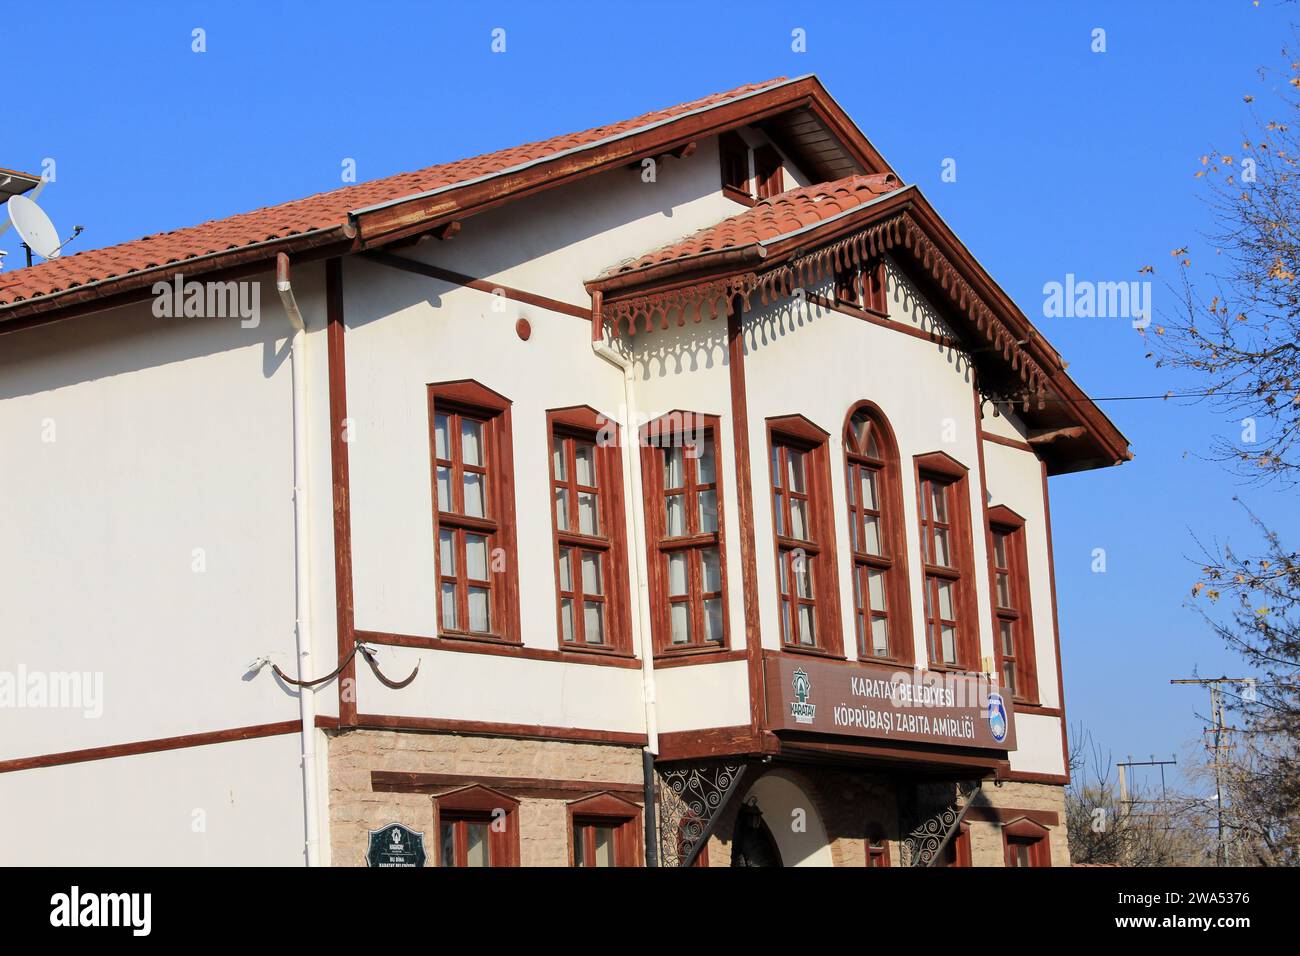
[987,692,1008,742]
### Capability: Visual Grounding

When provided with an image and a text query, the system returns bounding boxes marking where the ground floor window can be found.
[567,792,641,867]
[865,824,891,867]
[433,784,519,867]
[1002,819,1052,867]
[439,815,492,867]
[573,820,618,867]
[936,823,972,867]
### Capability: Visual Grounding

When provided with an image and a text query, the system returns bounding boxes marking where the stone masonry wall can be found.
[328,728,643,867]
[967,780,1071,867]
[330,732,1069,867]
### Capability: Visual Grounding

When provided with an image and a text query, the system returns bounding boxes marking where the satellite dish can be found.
[7,194,62,259]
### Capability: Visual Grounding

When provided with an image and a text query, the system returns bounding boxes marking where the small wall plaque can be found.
[365,822,427,867]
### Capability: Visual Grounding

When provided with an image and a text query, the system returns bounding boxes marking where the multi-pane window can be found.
[769,421,840,654]
[845,406,908,660]
[992,530,1019,692]
[548,409,628,652]
[553,432,607,645]
[919,474,963,666]
[989,512,1037,701]
[772,441,819,647]
[647,423,727,651]
[434,403,499,634]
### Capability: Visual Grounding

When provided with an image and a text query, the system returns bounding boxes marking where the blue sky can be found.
[7,1,1295,791]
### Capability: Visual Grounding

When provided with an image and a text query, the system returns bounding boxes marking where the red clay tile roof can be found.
[598,173,902,280]
[0,78,791,309]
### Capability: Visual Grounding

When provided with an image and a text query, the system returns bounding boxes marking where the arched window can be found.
[844,403,912,662]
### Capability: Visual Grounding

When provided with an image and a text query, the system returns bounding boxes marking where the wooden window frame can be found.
[433,784,521,867]
[1002,818,1052,867]
[914,451,979,671]
[547,406,632,655]
[566,792,642,867]
[753,144,783,200]
[988,504,1040,704]
[937,822,972,867]
[719,131,755,206]
[834,258,888,317]
[428,380,521,644]
[865,823,892,867]
[843,402,913,664]
[640,411,731,657]
[767,414,844,658]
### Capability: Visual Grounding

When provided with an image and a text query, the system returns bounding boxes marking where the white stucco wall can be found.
[741,268,992,668]
[0,733,309,865]
[0,273,339,758]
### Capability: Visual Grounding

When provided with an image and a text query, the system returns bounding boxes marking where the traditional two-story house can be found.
[0,75,1129,867]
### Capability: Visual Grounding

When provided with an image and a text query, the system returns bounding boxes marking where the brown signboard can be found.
[764,654,1016,752]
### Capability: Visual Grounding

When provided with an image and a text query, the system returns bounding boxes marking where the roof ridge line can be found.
[347,76,802,219]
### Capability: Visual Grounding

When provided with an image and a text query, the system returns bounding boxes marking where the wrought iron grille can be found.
[656,761,747,867]
[900,779,981,867]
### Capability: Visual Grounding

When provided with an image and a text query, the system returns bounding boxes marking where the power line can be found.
[990,386,1296,406]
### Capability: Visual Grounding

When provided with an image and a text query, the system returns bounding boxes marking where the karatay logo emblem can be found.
[988,692,1008,743]
[790,667,815,725]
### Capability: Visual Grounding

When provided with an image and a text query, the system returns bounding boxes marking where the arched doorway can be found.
[733,770,834,867]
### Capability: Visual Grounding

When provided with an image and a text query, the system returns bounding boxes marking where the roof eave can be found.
[588,187,914,298]
[589,190,1131,474]
[0,74,890,325]
[348,75,897,250]
[0,224,356,330]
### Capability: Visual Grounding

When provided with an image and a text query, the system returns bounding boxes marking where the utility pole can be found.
[1115,755,1178,805]
[1114,754,1177,866]
[1171,676,1252,866]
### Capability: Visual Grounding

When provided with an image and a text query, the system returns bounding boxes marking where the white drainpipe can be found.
[276,252,321,867]
[589,299,658,759]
